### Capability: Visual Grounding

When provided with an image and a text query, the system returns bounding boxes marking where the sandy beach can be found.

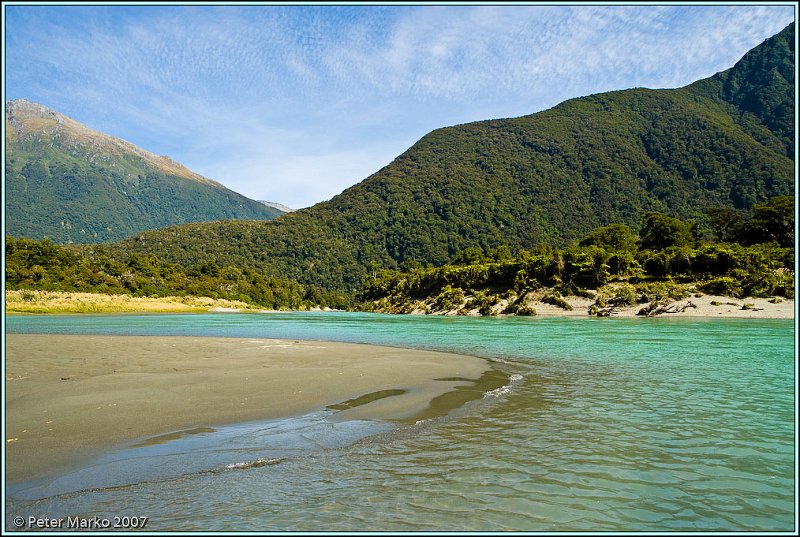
[5,334,489,484]
[410,293,795,318]
[526,294,796,318]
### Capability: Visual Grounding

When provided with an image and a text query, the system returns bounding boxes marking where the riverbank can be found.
[7,289,794,318]
[5,334,489,484]
[514,293,795,319]
[5,290,264,314]
[373,290,795,319]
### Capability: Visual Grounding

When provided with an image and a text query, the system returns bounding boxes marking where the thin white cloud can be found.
[5,4,794,207]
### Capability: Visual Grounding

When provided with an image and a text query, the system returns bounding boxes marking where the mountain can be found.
[259,201,294,213]
[4,99,283,243]
[687,24,794,157]
[111,23,794,294]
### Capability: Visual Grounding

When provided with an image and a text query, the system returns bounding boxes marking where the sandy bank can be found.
[524,294,795,319]
[5,334,489,484]
[408,293,794,319]
[5,290,262,314]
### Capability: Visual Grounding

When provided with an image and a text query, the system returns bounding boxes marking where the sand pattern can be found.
[5,335,488,484]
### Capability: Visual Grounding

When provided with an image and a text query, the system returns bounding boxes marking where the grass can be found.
[5,290,262,314]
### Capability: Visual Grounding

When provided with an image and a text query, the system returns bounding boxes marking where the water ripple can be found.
[5,314,794,532]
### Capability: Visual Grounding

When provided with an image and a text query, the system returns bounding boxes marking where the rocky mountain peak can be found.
[5,99,219,186]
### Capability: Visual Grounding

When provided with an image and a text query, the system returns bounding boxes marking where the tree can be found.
[578,223,639,278]
[639,212,697,251]
[705,206,745,243]
[579,223,638,251]
[488,245,513,262]
[744,195,794,247]
[452,246,485,265]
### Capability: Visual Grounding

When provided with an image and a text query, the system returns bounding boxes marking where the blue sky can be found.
[4,3,795,208]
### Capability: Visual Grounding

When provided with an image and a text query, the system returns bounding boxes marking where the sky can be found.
[3,3,796,209]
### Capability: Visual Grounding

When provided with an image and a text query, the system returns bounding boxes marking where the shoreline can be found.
[6,290,795,318]
[5,334,490,485]
[400,293,795,319]
[512,293,795,319]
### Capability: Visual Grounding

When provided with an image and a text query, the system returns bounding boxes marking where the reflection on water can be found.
[131,427,217,448]
[7,410,394,502]
[327,389,407,411]
[5,313,795,531]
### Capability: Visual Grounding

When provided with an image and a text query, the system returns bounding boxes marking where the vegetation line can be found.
[5,196,793,316]
[358,199,794,316]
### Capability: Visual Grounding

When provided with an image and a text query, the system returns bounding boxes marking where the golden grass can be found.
[5,290,261,314]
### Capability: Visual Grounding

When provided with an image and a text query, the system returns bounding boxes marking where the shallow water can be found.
[5,312,796,531]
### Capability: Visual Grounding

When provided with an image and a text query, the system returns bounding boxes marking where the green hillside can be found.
[687,22,794,157]
[106,24,794,294]
[7,198,791,313]
[5,99,283,243]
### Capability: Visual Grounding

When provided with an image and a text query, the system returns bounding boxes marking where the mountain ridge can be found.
[5,99,283,242]
[6,99,221,186]
[93,23,797,294]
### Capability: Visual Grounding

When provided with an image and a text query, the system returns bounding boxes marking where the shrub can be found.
[541,290,573,311]
[516,305,537,316]
[479,303,497,316]
[466,290,499,311]
[699,277,742,298]
[597,284,637,307]
[432,285,465,311]
[19,289,37,302]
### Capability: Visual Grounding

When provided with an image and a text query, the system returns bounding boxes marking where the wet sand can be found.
[5,334,489,484]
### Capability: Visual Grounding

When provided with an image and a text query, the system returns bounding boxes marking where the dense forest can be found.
[104,24,794,295]
[358,196,794,315]
[5,237,349,310]
[6,196,793,313]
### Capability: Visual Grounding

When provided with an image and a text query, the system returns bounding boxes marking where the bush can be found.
[699,277,742,298]
[479,303,498,316]
[466,290,499,311]
[20,289,36,302]
[541,290,573,311]
[432,285,465,311]
[600,284,637,307]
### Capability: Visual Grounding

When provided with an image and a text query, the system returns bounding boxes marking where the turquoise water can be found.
[5,312,796,531]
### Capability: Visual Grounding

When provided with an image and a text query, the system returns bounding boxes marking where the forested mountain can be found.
[5,99,283,243]
[109,23,794,294]
[687,23,794,157]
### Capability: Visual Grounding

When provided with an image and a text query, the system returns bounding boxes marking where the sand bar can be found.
[5,334,489,484]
